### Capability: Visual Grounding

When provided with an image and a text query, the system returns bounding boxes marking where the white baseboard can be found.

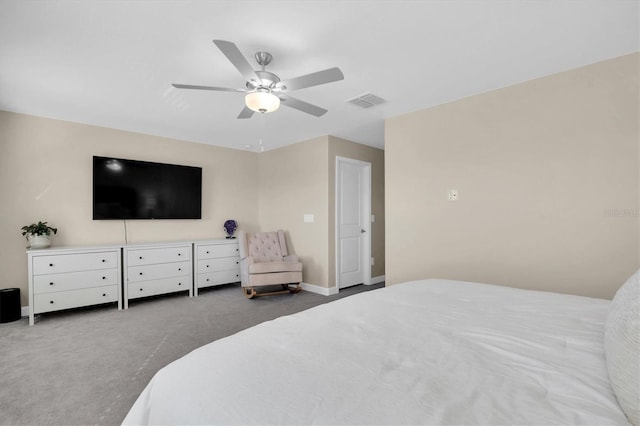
[368,275,385,285]
[301,282,339,296]
[21,306,29,317]
[302,277,384,296]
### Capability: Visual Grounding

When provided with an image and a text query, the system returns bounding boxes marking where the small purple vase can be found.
[223,220,238,239]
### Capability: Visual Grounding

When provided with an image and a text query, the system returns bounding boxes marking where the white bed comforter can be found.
[123,279,629,425]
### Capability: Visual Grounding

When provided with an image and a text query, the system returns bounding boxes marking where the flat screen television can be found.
[93,156,202,220]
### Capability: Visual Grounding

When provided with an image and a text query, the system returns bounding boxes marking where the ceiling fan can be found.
[172,40,344,119]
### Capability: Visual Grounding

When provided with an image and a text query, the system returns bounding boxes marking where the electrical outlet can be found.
[448,189,459,202]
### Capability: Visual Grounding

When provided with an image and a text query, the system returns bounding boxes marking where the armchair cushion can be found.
[249,260,303,274]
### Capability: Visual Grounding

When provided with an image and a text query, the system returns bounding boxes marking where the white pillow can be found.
[605,269,640,426]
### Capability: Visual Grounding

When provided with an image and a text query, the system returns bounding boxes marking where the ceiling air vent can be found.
[347,93,387,109]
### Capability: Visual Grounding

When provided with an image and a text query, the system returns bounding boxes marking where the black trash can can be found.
[0,288,21,323]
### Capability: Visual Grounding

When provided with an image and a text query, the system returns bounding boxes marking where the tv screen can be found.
[93,156,202,220]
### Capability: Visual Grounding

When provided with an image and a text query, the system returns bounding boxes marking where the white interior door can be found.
[336,157,371,289]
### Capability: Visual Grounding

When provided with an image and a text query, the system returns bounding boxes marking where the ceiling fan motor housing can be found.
[246,70,280,90]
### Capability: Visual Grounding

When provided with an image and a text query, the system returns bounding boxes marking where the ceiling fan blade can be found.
[237,106,255,119]
[172,83,244,92]
[279,94,328,117]
[276,67,344,92]
[213,40,261,85]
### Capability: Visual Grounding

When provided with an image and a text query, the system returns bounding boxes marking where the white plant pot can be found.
[28,234,51,249]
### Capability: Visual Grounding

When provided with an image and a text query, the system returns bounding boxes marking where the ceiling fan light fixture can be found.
[245,90,280,113]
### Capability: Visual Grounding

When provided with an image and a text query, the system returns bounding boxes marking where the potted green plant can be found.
[21,221,58,249]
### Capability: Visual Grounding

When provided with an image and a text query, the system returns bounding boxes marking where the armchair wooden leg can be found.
[243,287,256,299]
[243,284,301,298]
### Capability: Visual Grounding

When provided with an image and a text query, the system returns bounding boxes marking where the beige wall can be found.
[0,111,260,306]
[328,136,385,284]
[259,135,386,289]
[258,136,331,287]
[0,111,386,308]
[385,53,639,299]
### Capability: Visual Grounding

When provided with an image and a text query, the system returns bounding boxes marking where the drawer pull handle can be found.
[49,300,54,304]
[102,276,106,280]
[49,282,54,286]
[236,261,239,264]
[178,268,182,271]
[236,274,239,277]
[101,259,106,263]
[49,263,53,267]
[206,278,210,282]
[206,251,210,254]
[139,256,143,260]
[178,283,182,286]
[102,293,106,297]
[139,288,143,291]
[139,272,143,276]
[178,253,182,256]
[206,265,209,268]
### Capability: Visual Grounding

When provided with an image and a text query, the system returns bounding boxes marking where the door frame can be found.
[335,156,372,290]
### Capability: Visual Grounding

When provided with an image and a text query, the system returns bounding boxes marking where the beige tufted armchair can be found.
[238,230,303,298]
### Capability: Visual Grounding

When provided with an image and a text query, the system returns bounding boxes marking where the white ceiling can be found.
[0,0,638,152]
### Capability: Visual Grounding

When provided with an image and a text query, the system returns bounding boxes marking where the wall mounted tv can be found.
[93,156,202,220]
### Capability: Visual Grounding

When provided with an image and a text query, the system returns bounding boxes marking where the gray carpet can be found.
[0,283,383,426]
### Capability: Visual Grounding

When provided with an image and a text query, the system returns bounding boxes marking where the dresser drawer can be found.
[127,246,191,266]
[196,243,239,259]
[127,261,190,283]
[32,251,119,275]
[197,257,239,274]
[33,285,118,314]
[197,270,240,288]
[128,277,189,299]
[33,268,119,294]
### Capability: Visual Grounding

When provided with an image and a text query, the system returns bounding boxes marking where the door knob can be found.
[360,229,366,233]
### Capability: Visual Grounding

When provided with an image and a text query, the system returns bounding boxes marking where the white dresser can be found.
[123,242,193,308]
[26,238,239,324]
[194,239,240,296]
[27,246,122,326]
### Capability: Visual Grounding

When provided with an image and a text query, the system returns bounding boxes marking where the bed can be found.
[123,272,639,425]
